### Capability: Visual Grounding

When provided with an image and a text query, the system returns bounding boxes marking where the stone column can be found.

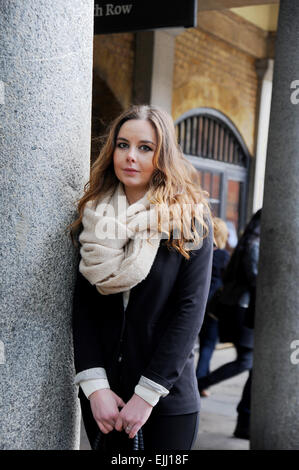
[251,0,299,450]
[0,1,94,449]
[133,29,182,113]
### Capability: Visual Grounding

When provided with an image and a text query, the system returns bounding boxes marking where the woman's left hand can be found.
[114,393,153,439]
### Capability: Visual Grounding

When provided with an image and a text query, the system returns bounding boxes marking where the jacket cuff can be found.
[134,375,169,406]
[74,367,108,385]
[80,378,110,400]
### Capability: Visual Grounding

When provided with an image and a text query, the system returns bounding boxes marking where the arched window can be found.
[175,108,251,238]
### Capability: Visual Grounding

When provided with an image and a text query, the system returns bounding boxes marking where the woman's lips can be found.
[123,169,139,174]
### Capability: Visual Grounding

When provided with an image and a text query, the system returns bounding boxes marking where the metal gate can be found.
[175,107,251,238]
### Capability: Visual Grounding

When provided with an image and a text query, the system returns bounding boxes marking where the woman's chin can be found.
[121,179,142,188]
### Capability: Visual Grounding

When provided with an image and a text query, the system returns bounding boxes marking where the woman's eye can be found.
[117,143,152,152]
[140,145,152,152]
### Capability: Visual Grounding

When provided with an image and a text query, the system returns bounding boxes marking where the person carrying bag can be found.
[68,104,214,451]
[197,210,261,395]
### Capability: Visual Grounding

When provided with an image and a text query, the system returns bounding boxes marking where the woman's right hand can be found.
[89,389,126,434]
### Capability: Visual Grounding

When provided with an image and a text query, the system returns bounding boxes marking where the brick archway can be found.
[175,107,251,237]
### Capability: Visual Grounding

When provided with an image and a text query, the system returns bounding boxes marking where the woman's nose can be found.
[127,146,137,161]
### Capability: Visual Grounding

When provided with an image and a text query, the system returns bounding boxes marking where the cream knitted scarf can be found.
[78,182,165,295]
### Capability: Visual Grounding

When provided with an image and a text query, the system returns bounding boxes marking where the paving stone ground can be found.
[193,345,249,450]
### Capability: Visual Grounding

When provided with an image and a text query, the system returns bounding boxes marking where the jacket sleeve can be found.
[141,216,214,391]
[72,268,107,374]
[242,239,260,289]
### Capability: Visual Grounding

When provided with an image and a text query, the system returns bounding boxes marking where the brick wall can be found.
[92,27,259,156]
[93,33,135,110]
[173,27,258,155]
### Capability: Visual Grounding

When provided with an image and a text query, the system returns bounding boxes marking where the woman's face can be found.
[113,119,157,196]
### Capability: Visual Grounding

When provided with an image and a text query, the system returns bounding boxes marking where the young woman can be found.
[68,105,214,451]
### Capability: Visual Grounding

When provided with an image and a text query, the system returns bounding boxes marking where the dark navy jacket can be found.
[208,248,230,303]
[72,219,213,416]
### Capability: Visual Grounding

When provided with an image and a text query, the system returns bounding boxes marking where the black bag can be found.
[209,292,254,345]
[92,428,144,451]
[207,288,238,343]
[216,304,239,343]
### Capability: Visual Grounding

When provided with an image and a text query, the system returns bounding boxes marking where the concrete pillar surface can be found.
[0,0,93,449]
[251,0,299,450]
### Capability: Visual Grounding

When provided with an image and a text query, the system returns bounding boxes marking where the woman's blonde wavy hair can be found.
[213,217,229,249]
[67,104,213,259]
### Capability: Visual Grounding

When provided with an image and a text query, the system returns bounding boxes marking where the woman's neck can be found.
[124,186,147,205]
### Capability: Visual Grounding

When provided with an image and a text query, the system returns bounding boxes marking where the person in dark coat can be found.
[233,210,261,439]
[197,209,261,396]
[195,217,230,396]
[233,369,252,439]
[68,105,214,451]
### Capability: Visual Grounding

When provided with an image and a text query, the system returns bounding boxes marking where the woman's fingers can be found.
[90,389,126,433]
[97,421,110,434]
[114,415,124,432]
[128,423,140,439]
[96,415,116,433]
[103,421,114,432]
